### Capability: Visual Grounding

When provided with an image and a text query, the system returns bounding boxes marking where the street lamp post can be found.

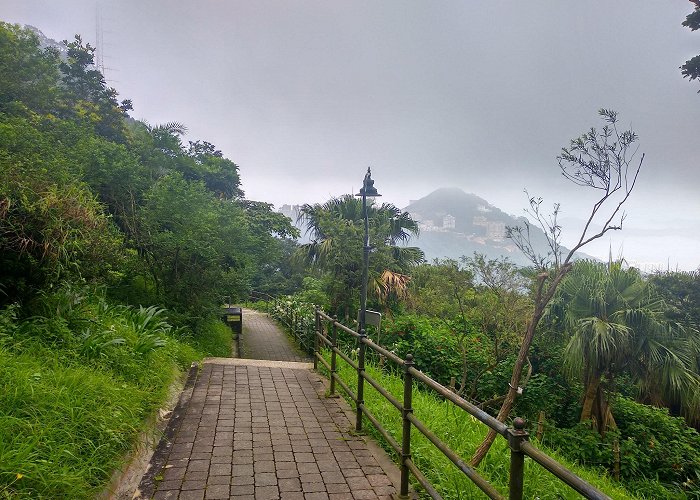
[354,167,380,431]
[356,167,381,335]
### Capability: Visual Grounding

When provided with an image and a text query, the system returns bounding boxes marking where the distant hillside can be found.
[279,187,590,267]
[403,187,562,266]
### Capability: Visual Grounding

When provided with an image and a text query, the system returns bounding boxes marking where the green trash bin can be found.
[222,307,242,335]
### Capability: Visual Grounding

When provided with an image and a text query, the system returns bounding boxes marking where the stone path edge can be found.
[203,357,313,370]
[133,361,200,499]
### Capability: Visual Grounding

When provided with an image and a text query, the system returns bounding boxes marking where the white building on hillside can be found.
[443,214,456,230]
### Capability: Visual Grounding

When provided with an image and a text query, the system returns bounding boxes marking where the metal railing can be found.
[313,308,612,500]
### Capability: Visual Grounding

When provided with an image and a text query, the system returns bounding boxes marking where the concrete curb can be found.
[132,362,200,499]
[203,356,313,370]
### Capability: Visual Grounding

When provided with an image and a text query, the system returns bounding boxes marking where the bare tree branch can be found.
[471,109,644,466]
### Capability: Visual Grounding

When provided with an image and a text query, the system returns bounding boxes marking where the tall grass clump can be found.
[322,351,639,499]
[0,286,231,499]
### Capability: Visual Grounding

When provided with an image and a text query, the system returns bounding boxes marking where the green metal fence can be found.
[312,308,611,500]
[249,293,611,499]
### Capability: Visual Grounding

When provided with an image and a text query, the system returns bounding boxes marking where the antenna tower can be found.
[95,4,106,76]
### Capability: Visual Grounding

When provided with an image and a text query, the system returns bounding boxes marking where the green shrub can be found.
[295,276,330,310]
[183,319,233,358]
[614,396,700,495]
[382,315,463,385]
[503,371,581,426]
[543,396,700,498]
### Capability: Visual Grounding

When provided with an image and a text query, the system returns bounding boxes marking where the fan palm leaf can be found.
[294,193,422,315]
[555,260,700,427]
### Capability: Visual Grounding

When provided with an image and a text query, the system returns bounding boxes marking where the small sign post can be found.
[357,309,381,344]
[222,306,242,335]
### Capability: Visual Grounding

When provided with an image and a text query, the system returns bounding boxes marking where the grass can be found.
[184,319,233,358]
[322,350,639,499]
[0,295,232,499]
[0,348,156,498]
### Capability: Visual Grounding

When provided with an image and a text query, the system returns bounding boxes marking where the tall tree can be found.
[297,194,423,319]
[0,23,61,114]
[649,269,700,423]
[186,141,243,200]
[651,269,700,331]
[58,35,130,140]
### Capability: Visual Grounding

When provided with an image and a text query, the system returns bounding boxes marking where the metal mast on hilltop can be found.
[95,5,105,75]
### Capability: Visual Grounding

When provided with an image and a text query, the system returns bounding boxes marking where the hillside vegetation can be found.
[0,22,296,497]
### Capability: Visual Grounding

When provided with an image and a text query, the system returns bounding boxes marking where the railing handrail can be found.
[313,308,611,500]
[249,290,276,302]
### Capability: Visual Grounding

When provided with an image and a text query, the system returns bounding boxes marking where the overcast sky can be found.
[3,1,699,270]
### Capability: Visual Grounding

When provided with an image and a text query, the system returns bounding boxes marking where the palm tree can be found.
[553,260,700,431]
[296,194,424,318]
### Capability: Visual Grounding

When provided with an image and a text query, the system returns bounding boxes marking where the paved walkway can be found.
[238,309,311,362]
[136,311,398,500]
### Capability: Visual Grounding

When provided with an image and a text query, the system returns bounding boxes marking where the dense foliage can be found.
[278,255,700,496]
[0,22,297,318]
[0,22,295,497]
[280,257,699,498]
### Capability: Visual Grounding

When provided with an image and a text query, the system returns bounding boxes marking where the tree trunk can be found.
[470,303,544,466]
[580,374,602,423]
[470,267,570,467]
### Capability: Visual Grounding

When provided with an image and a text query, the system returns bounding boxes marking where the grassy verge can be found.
[185,320,233,358]
[322,351,638,499]
[0,295,231,499]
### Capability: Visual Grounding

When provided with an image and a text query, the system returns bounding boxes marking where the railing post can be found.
[508,417,529,500]
[313,307,320,370]
[330,316,338,396]
[355,328,367,431]
[292,308,297,342]
[399,354,414,498]
[295,309,299,340]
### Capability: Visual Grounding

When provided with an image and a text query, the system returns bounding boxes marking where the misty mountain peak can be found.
[401,187,564,266]
[407,187,488,210]
[404,187,509,229]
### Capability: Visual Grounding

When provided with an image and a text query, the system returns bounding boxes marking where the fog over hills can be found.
[403,187,557,266]
[280,187,587,267]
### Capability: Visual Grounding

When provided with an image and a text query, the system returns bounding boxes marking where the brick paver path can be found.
[137,312,399,500]
[239,309,311,362]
